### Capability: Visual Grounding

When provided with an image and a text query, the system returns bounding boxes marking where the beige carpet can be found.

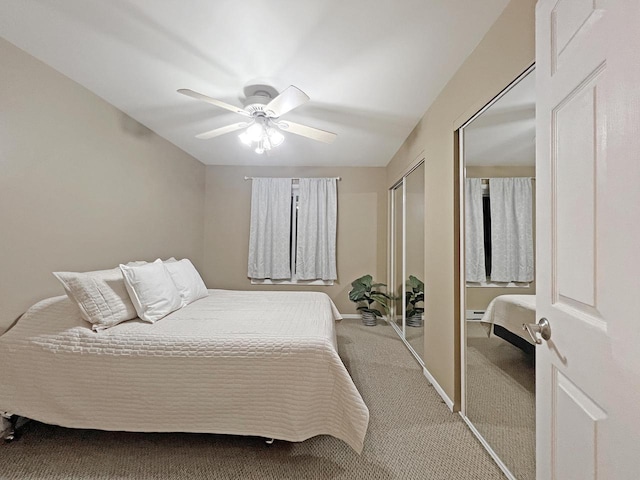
[466,322,536,480]
[0,320,505,480]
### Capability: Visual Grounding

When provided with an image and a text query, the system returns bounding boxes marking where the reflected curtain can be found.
[247,178,292,280]
[296,178,337,281]
[489,177,534,282]
[465,178,486,282]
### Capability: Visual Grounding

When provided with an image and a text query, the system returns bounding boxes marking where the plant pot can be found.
[406,313,423,327]
[361,311,377,326]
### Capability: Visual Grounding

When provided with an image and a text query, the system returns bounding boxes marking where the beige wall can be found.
[202,165,387,314]
[385,0,536,407]
[0,38,206,333]
[465,165,536,310]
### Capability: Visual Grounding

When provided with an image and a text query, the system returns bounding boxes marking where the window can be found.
[252,185,333,285]
[465,178,533,287]
[248,178,337,285]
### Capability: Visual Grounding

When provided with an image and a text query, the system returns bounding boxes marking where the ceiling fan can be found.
[177,84,337,154]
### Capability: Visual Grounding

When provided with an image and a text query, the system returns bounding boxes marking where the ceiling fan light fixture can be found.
[246,122,265,142]
[238,119,285,154]
[255,137,266,154]
[268,128,284,147]
[238,131,252,146]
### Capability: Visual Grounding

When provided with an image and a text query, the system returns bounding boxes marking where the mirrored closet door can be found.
[390,161,425,363]
[459,66,536,480]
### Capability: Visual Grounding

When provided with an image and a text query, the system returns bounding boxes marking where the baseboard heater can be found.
[466,310,486,321]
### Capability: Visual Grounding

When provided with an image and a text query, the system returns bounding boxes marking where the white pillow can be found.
[53,268,137,332]
[127,260,148,266]
[119,259,183,323]
[163,259,208,305]
[126,259,173,266]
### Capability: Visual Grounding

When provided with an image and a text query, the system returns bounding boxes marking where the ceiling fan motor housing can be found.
[243,84,279,115]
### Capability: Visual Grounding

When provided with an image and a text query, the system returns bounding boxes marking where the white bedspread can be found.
[480,294,537,345]
[0,290,369,452]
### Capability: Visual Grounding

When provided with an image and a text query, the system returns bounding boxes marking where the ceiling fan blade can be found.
[195,122,250,139]
[265,86,310,118]
[178,89,251,117]
[277,120,337,144]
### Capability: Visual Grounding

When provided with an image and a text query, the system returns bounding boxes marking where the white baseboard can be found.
[423,366,454,412]
[466,309,486,321]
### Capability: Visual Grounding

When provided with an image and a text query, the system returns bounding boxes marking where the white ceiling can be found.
[464,69,536,167]
[0,0,510,167]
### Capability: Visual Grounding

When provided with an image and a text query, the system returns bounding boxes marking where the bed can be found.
[0,290,369,453]
[480,294,537,353]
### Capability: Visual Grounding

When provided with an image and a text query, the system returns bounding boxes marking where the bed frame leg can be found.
[1,413,28,443]
[1,413,16,442]
[265,438,275,446]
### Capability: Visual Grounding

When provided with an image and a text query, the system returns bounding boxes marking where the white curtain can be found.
[296,178,337,281]
[247,178,292,280]
[465,178,486,282]
[489,177,534,282]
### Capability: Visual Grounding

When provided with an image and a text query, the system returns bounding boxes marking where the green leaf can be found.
[352,274,373,288]
[370,293,389,307]
[370,308,383,318]
[348,284,367,302]
[407,275,424,292]
[372,291,391,299]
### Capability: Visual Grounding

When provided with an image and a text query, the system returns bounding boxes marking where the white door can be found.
[536,0,640,479]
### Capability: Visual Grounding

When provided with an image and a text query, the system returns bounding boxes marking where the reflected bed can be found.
[480,294,537,353]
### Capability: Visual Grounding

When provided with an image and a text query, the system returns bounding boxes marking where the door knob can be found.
[523,317,551,344]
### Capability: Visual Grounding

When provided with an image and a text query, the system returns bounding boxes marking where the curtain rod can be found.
[479,177,535,182]
[244,176,342,181]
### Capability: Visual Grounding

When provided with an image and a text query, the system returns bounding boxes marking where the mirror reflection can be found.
[463,68,536,480]
[405,162,425,359]
[390,162,425,363]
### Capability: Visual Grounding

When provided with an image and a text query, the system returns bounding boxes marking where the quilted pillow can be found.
[163,259,208,305]
[119,259,183,323]
[53,268,138,331]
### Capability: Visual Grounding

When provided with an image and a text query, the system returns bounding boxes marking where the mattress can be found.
[0,290,369,452]
[480,294,537,345]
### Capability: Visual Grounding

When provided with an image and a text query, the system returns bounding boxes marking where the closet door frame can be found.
[389,159,425,366]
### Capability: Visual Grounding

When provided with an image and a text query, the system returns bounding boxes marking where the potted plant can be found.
[405,275,424,327]
[348,274,390,326]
